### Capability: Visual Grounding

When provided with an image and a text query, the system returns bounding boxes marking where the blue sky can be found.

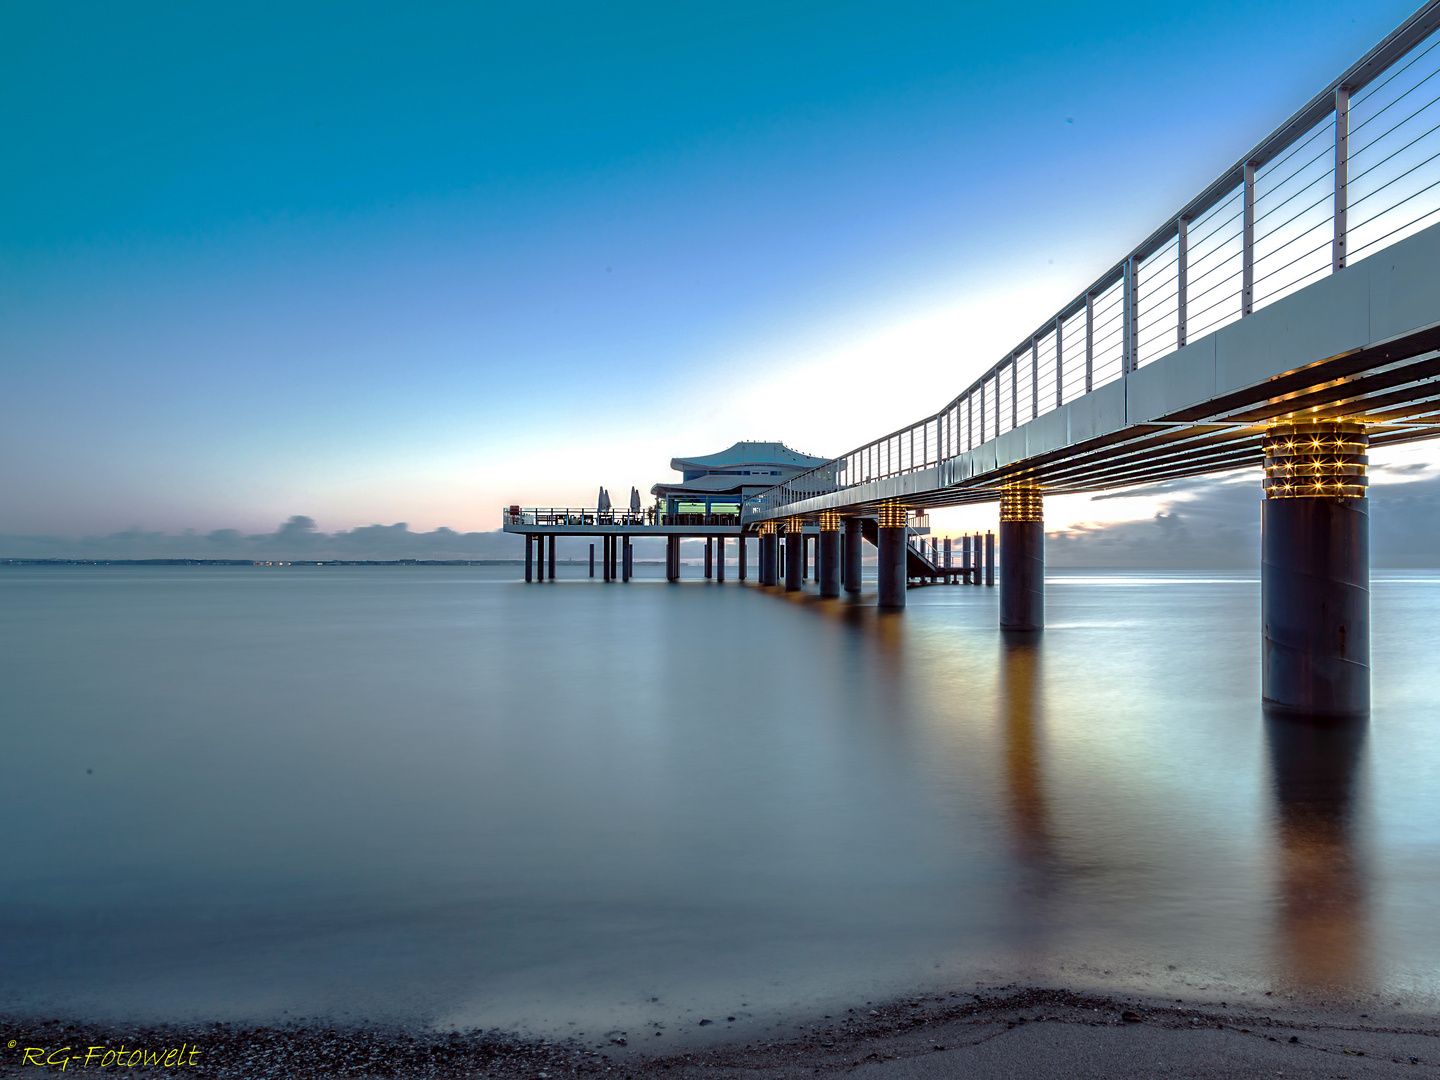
[1,0,1425,538]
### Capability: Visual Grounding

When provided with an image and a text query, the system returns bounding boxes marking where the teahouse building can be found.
[650,441,827,521]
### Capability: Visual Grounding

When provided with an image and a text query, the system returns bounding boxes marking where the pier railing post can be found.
[999,483,1044,630]
[1262,421,1369,715]
[877,502,907,609]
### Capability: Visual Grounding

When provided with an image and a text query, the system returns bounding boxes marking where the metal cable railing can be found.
[744,2,1440,524]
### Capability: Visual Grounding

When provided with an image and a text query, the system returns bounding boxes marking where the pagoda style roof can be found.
[670,441,827,474]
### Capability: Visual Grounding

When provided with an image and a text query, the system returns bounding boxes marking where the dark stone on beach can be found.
[611,1038,626,1046]
[698,1020,711,1026]
[1290,1036,1300,1043]
[726,1017,735,1022]
[1122,1011,1142,1022]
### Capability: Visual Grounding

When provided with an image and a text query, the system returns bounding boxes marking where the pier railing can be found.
[743,1,1440,523]
[503,507,742,528]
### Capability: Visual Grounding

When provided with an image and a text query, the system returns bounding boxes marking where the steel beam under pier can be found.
[877,503,906,609]
[1262,422,1370,716]
[1000,485,1044,630]
[784,519,803,592]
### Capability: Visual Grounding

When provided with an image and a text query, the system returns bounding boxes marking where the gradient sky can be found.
[1,0,1427,538]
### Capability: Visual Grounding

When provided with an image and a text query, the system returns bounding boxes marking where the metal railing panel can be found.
[740,3,1440,526]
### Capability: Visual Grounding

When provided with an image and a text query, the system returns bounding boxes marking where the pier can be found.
[512,2,1440,716]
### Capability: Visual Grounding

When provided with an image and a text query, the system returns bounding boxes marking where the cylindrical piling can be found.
[819,511,840,598]
[999,483,1044,630]
[759,525,777,586]
[622,536,631,582]
[785,519,803,592]
[1262,422,1370,716]
[717,537,725,583]
[548,535,556,580]
[843,517,863,594]
[739,534,748,580]
[705,537,713,579]
[877,502,907,609]
[525,535,534,582]
[984,531,995,587]
[589,543,595,578]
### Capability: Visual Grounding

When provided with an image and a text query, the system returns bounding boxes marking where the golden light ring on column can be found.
[757,521,777,536]
[785,516,806,534]
[877,501,908,528]
[999,481,1044,522]
[818,510,841,532]
[1263,420,1368,499]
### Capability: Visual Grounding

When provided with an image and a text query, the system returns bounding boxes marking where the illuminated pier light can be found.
[818,510,841,598]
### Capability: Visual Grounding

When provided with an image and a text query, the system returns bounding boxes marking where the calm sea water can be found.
[3,563,1440,1036]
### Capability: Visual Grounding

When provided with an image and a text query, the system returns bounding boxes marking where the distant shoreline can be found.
[0,558,673,566]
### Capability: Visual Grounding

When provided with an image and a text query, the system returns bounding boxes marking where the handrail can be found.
[743,2,1440,524]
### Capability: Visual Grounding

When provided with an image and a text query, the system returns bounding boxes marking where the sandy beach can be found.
[5,987,1438,1079]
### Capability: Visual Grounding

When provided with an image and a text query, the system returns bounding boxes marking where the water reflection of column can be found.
[1001,636,1053,878]
[1266,714,1370,990]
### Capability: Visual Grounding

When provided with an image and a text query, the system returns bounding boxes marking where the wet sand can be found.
[5,987,1438,1079]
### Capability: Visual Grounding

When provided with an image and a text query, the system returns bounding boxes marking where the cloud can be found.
[1048,471,1440,567]
[7,470,1440,566]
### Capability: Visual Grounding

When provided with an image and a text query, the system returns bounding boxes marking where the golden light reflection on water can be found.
[1000,635,1053,875]
[1266,714,1371,992]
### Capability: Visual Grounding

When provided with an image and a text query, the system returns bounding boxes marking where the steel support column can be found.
[999,484,1044,630]
[1262,422,1370,716]
[589,543,595,578]
[984,531,995,587]
[819,511,840,598]
[547,534,556,580]
[739,535,748,581]
[759,527,777,586]
[705,537,713,579]
[877,503,907,609]
[717,537,725,583]
[785,519,803,592]
[525,535,533,582]
[843,517,863,594]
